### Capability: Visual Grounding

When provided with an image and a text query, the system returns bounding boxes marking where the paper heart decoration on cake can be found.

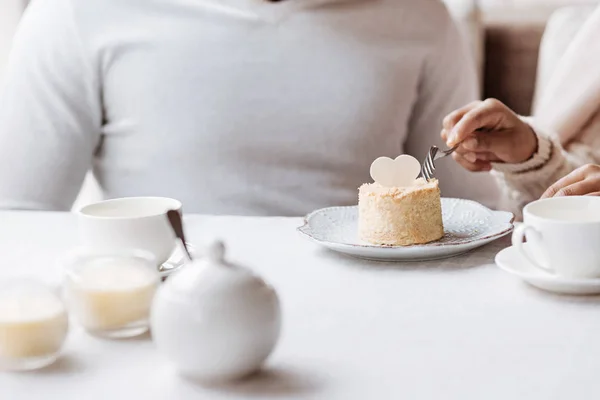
[370,155,421,187]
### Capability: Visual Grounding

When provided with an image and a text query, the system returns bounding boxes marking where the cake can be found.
[358,178,444,246]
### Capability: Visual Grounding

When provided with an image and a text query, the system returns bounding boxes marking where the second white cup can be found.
[512,196,600,279]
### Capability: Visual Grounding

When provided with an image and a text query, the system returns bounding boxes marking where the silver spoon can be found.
[167,209,193,262]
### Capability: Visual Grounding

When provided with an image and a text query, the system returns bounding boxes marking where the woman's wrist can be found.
[492,118,554,174]
[516,123,539,163]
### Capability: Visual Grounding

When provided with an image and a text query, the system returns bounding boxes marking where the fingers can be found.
[550,180,600,198]
[451,152,491,172]
[452,140,501,163]
[443,127,500,163]
[471,152,502,162]
[586,192,600,197]
[461,133,511,161]
[541,167,589,199]
[442,101,481,130]
[441,128,450,142]
[447,99,506,146]
[443,98,521,170]
[457,151,498,163]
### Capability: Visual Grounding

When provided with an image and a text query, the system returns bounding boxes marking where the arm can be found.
[404,11,501,210]
[442,101,600,218]
[492,116,600,213]
[0,0,101,211]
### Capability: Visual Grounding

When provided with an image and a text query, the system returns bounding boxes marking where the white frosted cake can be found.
[358,178,444,246]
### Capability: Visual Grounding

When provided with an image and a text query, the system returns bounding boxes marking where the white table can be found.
[1,212,600,400]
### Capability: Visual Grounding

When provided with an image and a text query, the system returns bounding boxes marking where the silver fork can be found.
[417,143,460,180]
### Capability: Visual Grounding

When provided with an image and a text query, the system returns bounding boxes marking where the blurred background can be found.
[0,0,598,208]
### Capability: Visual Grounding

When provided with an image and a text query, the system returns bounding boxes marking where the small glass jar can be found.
[63,248,159,339]
[0,279,69,371]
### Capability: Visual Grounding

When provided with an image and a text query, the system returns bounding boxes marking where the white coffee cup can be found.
[78,197,182,266]
[512,196,600,279]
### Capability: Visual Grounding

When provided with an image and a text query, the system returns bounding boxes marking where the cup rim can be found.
[78,197,182,220]
[61,247,157,265]
[60,247,159,283]
[524,196,600,224]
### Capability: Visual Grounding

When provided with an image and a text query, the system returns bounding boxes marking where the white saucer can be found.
[495,245,600,295]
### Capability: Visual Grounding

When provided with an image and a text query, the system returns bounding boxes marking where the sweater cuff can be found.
[491,117,554,174]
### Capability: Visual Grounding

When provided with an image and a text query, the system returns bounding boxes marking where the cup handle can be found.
[512,224,555,274]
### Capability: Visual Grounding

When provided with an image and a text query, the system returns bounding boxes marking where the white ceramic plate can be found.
[298,198,514,261]
[495,245,600,295]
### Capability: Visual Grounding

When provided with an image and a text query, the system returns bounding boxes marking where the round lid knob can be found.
[206,241,226,264]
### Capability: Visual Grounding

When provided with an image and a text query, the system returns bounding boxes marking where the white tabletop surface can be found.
[1,211,600,400]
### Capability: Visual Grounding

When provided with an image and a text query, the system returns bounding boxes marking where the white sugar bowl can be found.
[150,241,281,383]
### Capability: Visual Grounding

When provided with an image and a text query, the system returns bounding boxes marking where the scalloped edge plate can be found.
[298,198,514,261]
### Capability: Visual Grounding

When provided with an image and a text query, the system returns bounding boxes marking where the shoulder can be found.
[25,0,127,32]
[393,0,459,40]
[377,0,454,24]
[396,0,454,23]
[24,0,133,59]
[350,0,456,43]
[23,0,108,32]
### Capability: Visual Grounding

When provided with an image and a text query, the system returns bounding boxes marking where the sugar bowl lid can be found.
[160,240,271,305]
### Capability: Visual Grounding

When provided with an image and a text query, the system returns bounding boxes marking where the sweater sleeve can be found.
[0,0,102,211]
[403,8,501,210]
[491,116,594,219]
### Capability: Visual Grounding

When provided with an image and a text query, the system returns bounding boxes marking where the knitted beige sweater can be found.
[492,112,600,219]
